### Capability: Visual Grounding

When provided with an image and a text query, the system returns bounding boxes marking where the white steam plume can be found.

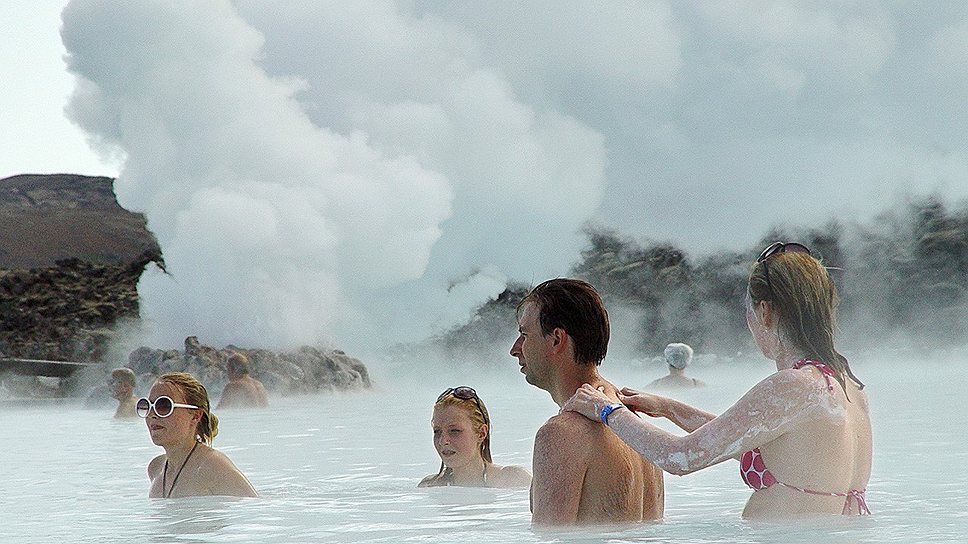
[61,0,605,352]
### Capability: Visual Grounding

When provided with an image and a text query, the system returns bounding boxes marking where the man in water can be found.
[647,342,706,389]
[109,367,139,418]
[510,278,664,525]
[216,353,269,409]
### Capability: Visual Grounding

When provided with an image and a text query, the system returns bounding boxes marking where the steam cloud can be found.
[60,0,604,351]
[60,1,968,353]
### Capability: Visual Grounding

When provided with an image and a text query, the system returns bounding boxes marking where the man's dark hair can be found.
[518,278,609,365]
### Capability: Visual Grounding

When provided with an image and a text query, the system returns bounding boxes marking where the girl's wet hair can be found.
[156,372,219,444]
[748,251,864,394]
[420,391,492,487]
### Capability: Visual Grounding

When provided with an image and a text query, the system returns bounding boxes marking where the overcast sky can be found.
[4,1,968,350]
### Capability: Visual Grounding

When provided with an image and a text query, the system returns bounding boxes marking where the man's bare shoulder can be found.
[535,411,601,448]
[223,381,244,393]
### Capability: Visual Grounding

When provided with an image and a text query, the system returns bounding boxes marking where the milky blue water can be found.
[1,354,965,543]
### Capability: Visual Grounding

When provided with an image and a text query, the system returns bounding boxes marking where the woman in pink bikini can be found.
[563,242,871,519]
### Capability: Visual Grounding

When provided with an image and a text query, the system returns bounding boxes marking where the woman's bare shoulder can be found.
[417,473,440,487]
[488,464,532,489]
[199,447,258,497]
[147,454,166,478]
[197,445,240,472]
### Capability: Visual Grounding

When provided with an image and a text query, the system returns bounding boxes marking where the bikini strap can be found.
[844,489,871,515]
[776,483,870,515]
[793,358,835,391]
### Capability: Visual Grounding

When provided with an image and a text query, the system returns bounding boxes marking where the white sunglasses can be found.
[136,395,199,418]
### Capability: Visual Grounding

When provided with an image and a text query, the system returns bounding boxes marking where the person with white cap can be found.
[647,343,705,389]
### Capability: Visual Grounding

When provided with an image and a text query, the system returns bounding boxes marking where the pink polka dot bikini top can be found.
[739,359,870,515]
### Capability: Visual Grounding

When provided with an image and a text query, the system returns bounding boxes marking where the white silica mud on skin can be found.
[666,451,690,473]
[608,361,857,477]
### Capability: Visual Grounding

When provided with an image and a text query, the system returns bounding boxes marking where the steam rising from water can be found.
[60,0,604,351]
[60,1,968,356]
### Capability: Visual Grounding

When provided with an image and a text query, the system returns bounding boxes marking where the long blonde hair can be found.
[156,372,220,444]
[420,391,492,487]
[748,252,864,394]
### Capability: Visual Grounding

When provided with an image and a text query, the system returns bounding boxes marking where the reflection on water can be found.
[1,355,966,543]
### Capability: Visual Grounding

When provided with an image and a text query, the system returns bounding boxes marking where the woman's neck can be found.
[449,458,488,486]
[164,436,201,464]
[553,366,607,407]
[773,348,807,371]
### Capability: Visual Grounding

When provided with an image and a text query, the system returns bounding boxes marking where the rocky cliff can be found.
[0,174,160,269]
[0,174,372,397]
[0,174,161,361]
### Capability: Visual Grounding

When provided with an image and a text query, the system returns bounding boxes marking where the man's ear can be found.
[550,327,568,353]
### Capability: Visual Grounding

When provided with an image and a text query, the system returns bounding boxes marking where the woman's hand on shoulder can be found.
[618,387,667,418]
[560,383,612,421]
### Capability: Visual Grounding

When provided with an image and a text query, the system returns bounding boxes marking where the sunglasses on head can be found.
[757,241,811,263]
[136,396,199,418]
[437,386,489,425]
[756,242,811,295]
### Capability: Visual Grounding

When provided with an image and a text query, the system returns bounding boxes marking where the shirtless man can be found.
[110,367,139,419]
[216,353,269,409]
[510,278,663,525]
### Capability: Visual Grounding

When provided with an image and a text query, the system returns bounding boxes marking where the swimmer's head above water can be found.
[144,372,219,445]
[226,352,250,379]
[514,278,610,367]
[109,367,137,399]
[663,343,693,369]
[421,386,492,487]
[419,387,532,489]
[747,241,863,391]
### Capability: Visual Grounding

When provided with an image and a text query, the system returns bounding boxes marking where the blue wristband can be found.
[600,403,625,425]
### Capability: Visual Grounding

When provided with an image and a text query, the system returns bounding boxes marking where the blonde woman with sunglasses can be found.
[564,242,872,519]
[140,372,258,498]
[419,386,531,488]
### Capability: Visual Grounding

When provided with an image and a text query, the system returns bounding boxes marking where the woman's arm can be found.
[564,370,834,475]
[618,387,716,432]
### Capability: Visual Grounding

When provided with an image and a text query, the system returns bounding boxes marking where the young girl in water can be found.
[419,386,531,488]
[141,372,258,498]
[564,242,872,518]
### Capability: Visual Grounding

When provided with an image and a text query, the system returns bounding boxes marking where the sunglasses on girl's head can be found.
[437,386,478,402]
[757,241,811,263]
[136,396,199,418]
[757,242,811,295]
[437,386,489,425]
